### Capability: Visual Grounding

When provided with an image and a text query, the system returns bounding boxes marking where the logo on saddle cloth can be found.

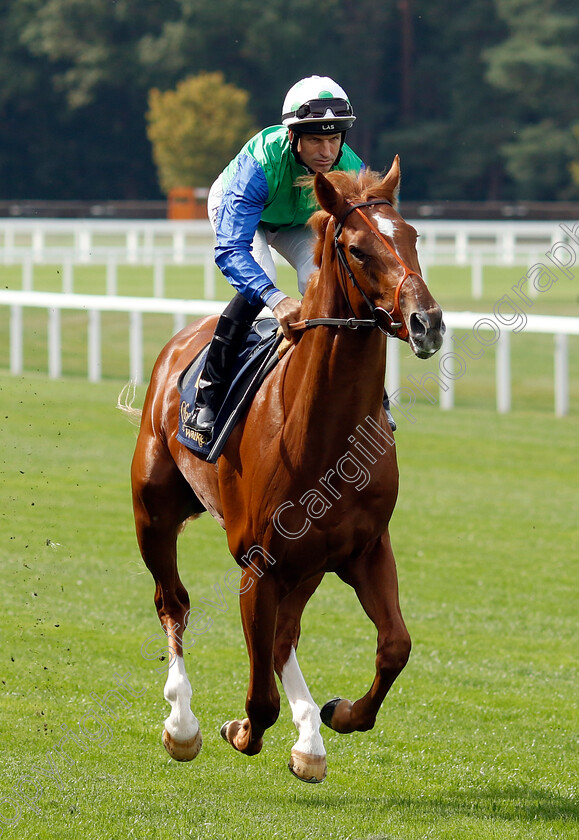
[183,427,208,445]
[179,401,207,445]
[180,400,193,426]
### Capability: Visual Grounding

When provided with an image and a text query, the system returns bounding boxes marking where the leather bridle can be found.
[290,199,424,340]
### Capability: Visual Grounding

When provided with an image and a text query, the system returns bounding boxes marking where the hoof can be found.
[220,718,263,755]
[321,697,355,733]
[288,749,327,783]
[162,728,202,761]
[320,697,342,729]
[220,720,233,742]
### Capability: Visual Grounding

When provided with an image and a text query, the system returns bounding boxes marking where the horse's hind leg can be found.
[132,444,203,761]
[322,531,411,734]
[274,575,327,783]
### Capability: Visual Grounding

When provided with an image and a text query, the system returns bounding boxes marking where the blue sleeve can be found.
[214,155,276,306]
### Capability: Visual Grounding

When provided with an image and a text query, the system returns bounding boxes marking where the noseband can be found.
[291,199,423,340]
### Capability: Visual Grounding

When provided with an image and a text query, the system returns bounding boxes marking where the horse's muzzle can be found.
[407,307,446,359]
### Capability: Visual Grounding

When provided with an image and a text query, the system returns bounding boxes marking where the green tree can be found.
[0,0,69,198]
[138,0,345,127]
[21,0,179,107]
[484,0,579,199]
[11,0,179,198]
[3,0,579,202]
[146,73,257,192]
[374,0,513,200]
[139,0,398,169]
[571,126,579,188]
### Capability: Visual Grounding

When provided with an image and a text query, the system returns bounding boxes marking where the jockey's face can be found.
[291,131,342,173]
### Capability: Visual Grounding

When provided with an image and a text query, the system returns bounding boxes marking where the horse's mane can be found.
[303,168,400,269]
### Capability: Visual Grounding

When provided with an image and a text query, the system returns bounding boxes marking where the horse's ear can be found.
[381,155,401,206]
[314,172,349,220]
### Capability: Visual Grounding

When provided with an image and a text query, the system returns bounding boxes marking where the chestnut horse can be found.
[129,158,444,782]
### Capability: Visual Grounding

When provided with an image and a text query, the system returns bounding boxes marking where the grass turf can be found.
[0,372,577,839]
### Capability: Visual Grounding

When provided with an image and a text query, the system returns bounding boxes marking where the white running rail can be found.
[0,290,577,416]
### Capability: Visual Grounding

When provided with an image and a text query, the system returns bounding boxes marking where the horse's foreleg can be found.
[161,630,202,761]
[274,575,327,782]
[280,648,327,782]
[132,450,202,760]
[221,571,280,756]
[322,532,411,734]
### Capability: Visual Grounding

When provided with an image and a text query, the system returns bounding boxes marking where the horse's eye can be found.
[349,245,366,262]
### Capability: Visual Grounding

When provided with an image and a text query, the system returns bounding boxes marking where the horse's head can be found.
[312,158,445,359]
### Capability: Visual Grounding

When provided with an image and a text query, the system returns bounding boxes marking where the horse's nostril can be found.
[409,311,429,339]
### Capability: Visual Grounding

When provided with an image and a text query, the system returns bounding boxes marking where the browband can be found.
[334,200,393,239]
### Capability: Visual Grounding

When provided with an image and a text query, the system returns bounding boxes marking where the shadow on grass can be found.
[290,783,577,824]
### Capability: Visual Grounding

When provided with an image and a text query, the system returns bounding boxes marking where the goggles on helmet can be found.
[283,98,353,122]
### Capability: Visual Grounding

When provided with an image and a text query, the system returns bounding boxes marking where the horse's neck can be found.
[284,252,387,448]
[293,328,384,414]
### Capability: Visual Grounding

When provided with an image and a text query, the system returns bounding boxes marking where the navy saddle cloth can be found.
[177,318,283,463]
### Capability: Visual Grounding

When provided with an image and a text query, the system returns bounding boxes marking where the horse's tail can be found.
[117,380,142,426]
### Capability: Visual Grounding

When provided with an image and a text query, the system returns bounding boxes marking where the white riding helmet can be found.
[282,76,356,134]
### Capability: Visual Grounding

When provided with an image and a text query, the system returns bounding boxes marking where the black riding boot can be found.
[185,313,251,439]
[383,390,397,432]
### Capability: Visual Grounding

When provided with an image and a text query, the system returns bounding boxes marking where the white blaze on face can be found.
[376,215,396,239]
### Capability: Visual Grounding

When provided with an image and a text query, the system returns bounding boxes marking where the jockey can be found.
[186,75,396,438]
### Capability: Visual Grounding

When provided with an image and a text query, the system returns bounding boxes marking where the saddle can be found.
[176,318,283,463]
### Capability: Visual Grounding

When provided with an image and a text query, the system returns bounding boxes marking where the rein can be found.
[290,199,423,339]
